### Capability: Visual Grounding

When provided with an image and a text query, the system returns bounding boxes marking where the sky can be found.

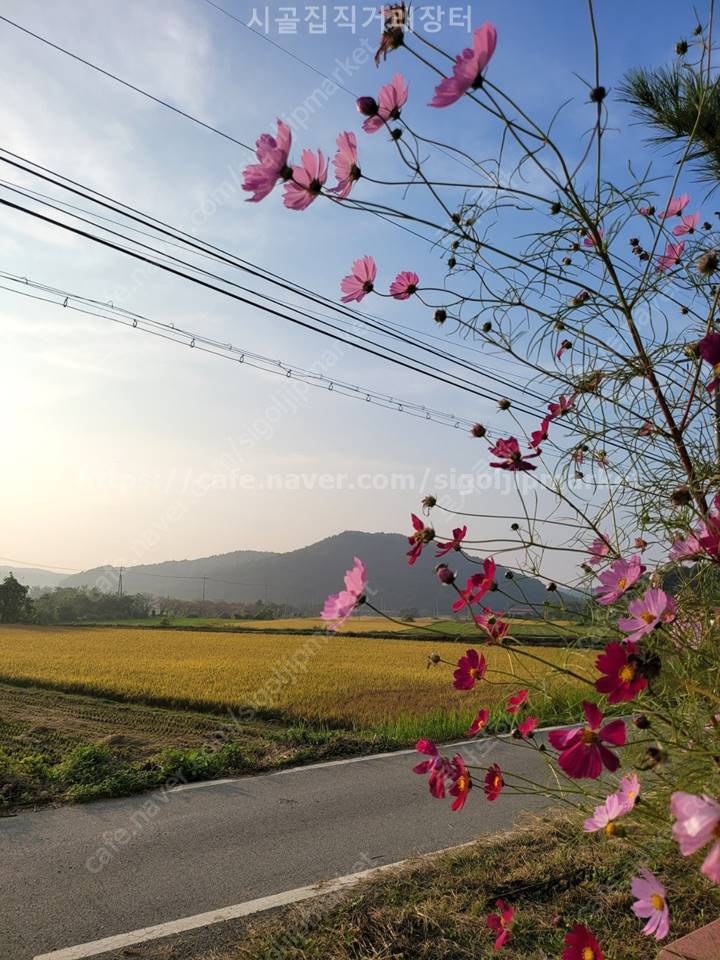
[0,0,699,579]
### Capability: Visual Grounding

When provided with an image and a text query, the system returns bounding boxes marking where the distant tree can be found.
[0,573,33,623]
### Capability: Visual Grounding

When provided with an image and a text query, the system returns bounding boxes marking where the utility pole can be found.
[117,566,123,597]
[202,576,206,602]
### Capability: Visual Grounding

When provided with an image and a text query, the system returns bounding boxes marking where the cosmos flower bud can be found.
[511,522,520,531]
[356,96,378,117]
[421,496,437,514]
[562,256,572,266]
[546,582,558,592]
[498,398,511,410]
[482,321,492,333]
[671,485,692,506]
[504,570,514,579]
[470,423,487,438]
[698,250,719,275]
[630,237,639,246]
[590,86,606,103]
[550,201,562,215]
[434,308,447,325]
[390,128,403,140]
[676,39,689,55]
[634,714,651,730]
[448,256,457,268]
[435,563,456,585]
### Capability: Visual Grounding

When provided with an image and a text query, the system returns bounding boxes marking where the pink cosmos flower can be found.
[474,608,509,643]
[618,588,676,644]
[413,739,451,798]
[321,557,367,629]
[669,527,705,562]
[340,255,377,303]
[583,229,604,248]
[517,715,539,738]
[451,558,496,612]
[489,437,540,471]
[548,701,626,780]
[406,512,434,565]
[587,534,610,567]
[583,791,629,834]
[507,689,529,714]
[631,868,670,940]
[673,211,700,236]
[657,240,685,272]
[562,924,603,960]
[594,555,645,605]
[617,772,641,811]
[698,331,720,392]
[389,270,419,300]
[486,899,514,950]
[361,73,408,133]
[484,763,504,801]
[331,131,361,199]
[467,707,490,735]
[283,149,328,211]
[660,193,690,219]
[429,22,497,108]
[556,340,572,360]
[448,754,471,811]
[529,415,551,449]
[671,791,720,883]
[453,648,487,690]
[548,394,576,419]
[595,641,648,704]
[638,205,654,217]
[436,525,467,558]
[242,119,293,202]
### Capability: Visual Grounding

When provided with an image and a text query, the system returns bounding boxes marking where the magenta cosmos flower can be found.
[331,131,360,199]
[413,739,451,799]
[516,715,538,739]
[448,754,471,810]
[529,414,551,449]
[618,588,676,644]
[389,270,419,300]
[583,228,604,248]
[562,924,603,960]
[453,648,487,690]
[631,868,670,940]
[320,556,367,629]
[242,119,293,202]
[617,771,641,810]
[340,255,377,304]
[660,192,690,219]
[489,437,540,471]
[435,525,467,558]
[671,791,720,883]
[429,22,497,108]
[548,393,576,419]
[467,707,490,735]
[283,149,327,211]
[484,763,504,801]
[549,700,626,779]
[673,211,700,236]
[506,688,528,714]
[358,73,408,133]
[594,554,645,605]
[406,512,434,565]
[486,899,514,950]
[595,641,648,704]
[451,558,496,612]
[698,331,720,392]
[474,607,509,643]
[657,240,685,272]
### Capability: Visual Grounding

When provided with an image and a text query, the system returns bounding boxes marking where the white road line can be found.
[32,845,475,960]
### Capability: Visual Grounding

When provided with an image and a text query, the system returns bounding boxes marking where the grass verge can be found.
[211,813,718,960]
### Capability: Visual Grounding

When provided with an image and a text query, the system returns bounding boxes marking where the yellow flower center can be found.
[651,894,665,911]
[604,822,617,836]
[617,577,627,590]
[641,611,655,624]
[581,728,599,745]
[714,361,720,375]
[456,775,467,792]
[619,664,635,683]
[582,949,596,960]
[469,667,479,679]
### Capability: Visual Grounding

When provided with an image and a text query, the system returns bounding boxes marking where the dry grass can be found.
[0,624,593,728]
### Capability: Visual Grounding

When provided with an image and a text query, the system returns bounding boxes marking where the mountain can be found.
[57,532,564,616]
[0,566,66,589]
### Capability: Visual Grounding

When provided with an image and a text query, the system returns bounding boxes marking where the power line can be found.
[0,271,480,431]
[0,14,253,151]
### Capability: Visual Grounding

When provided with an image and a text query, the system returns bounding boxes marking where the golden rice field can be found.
[0,624,594,728]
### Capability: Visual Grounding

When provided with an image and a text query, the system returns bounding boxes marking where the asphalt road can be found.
[1,736,555,960]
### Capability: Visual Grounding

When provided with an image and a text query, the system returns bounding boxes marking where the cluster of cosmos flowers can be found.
[319,482,720,951]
